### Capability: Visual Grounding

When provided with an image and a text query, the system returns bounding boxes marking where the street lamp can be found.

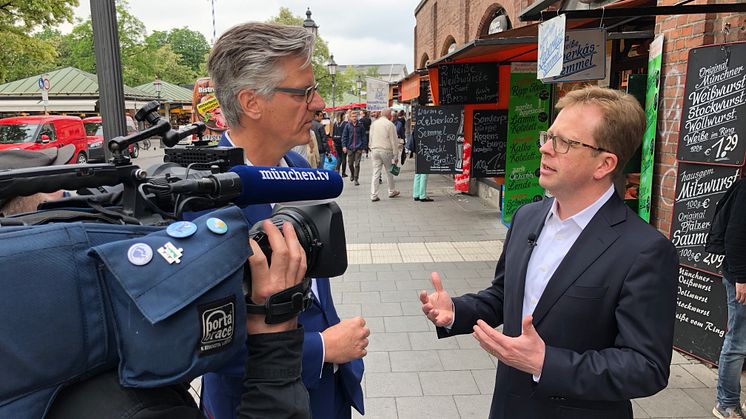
[327,54,337,110]
[355,75,363,103]
[302,8,318,36]
[154,77,162,101]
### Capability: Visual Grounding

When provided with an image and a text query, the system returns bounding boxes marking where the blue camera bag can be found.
[0,205,249,419]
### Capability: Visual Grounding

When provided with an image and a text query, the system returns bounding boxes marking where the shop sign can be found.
[671,162,741,275]
[471,110,508,177]
[537,14,566,80]
[413,105,463,174]
[503,63,550,225]
[639,35,664,222]
[438,63,499,105]
[673,265,727,365]
[366,78,389,111]
[677,42,746,166]
[547,28,606,83]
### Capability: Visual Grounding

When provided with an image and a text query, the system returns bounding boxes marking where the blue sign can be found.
[537,14,566,80]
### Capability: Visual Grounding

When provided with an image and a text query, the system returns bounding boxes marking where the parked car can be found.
[82,116,140,162]
[0,115,88,163]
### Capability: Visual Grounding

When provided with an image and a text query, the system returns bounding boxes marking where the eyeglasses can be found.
[272,82,319,104]
[538,131,611,154]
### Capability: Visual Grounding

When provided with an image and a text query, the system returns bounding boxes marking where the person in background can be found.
[311,110,329,168]
[368,108,400,202]
[712,177,746,419]
[419,86,677,419]
[395,110,407,165]
[204,21,366,419]
[332,112,348,177]
[341,110,367,186]
[306,129,321,169]
[360,109,372,140]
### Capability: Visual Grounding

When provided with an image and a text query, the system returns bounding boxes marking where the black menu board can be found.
[413,106,463,174]
[671,162,742,275]
[673,266,727,364]
[438,63,499,105]
[677,43,746,166]
[471,110,508,177]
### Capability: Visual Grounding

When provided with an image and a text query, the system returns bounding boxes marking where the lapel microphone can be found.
[527,233,538,248]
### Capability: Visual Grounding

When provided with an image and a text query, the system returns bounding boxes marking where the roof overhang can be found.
[0,99,97,113]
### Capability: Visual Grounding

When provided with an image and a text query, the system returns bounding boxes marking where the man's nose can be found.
[539,137,554,155]
[308,90,325,111]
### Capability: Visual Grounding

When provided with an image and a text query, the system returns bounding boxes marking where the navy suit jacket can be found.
[200,134,363,419]
[438,193,677,419]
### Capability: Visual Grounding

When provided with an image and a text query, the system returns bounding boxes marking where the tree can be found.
[0,0,78,83]
[166,28,210,72]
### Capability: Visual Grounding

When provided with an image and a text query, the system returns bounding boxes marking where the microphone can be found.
[527,233,538,248]
[229,165,343,206]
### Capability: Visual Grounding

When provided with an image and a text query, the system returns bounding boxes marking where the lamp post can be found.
[302,8,318,36]
[327,54,337,111]
[154,77,162,101]
[355,75,363,104]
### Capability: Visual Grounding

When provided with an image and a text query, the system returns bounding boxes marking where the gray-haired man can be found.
[203,22,366,419]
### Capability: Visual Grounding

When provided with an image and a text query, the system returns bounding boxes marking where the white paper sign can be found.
[366,77,389,111]
[549,28,607,83]
[537,14,566,80]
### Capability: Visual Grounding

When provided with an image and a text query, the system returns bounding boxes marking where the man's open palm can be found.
[419,272,454,327]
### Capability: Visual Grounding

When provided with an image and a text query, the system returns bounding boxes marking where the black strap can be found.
[245,278,312,324]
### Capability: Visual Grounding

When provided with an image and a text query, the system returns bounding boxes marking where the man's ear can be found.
[593,152,618,180]
[237,89,262,121]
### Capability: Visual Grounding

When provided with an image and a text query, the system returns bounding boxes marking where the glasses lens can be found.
[306,84,318,104]
[538,131,547,148]
[555,135,570,153]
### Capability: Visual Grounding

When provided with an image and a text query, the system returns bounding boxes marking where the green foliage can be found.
[0,0,78,83]
[147,28,209,73]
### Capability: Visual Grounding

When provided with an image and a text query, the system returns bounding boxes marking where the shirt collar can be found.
[224,131,288,167]
[545,184,616,229]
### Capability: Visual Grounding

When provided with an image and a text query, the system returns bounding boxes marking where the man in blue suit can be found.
[201,22,367,419]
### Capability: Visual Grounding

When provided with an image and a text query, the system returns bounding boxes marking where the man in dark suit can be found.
[420,86,677,419]
[201,22,366,419]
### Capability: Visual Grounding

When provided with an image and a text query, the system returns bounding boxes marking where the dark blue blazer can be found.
[200,134,364,419]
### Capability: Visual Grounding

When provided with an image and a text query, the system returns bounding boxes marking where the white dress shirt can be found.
[522,184,616,318]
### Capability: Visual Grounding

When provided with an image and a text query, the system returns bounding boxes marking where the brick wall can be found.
[652,0,746,237]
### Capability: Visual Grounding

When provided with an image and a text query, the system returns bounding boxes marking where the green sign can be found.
[639,35,664,222]
[503,63,551,225]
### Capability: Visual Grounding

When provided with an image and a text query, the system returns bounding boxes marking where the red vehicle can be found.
[82,116,140,162]
[0,115,89,163]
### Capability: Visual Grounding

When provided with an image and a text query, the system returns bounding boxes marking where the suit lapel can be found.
[509,199,552,329]
[531,194,626,326]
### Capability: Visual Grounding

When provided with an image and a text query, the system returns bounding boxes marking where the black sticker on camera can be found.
[198,296,235,356]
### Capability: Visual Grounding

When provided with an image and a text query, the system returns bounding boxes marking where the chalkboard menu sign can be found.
[413,105,463,174]
[677,43,746,166]
[471,110,508,177]
[438,63,499,105]
[673,265,727,364]
[671,162,741,275]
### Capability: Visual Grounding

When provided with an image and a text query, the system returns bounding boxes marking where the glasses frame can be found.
[539,131,611,154]
[272,82,319,104]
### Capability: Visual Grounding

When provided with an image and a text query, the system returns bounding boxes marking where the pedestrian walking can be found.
[341,110,368,186]
[368,108,400,202]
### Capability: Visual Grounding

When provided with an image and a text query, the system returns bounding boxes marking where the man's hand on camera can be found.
[321,317,370,364]
[246,220,307,335]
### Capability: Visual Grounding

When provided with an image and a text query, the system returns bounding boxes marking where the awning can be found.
[323,103,367,112]
[0,98,97,113]
[400,73,423,101]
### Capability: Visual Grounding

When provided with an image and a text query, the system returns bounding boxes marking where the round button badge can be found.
[128,243,153,266]
[166,221,198,238]
[206,217,228,235]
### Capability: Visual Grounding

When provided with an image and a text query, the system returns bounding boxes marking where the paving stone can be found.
[360,280,398,291]
[381,289,420,303]
[331,281,361,292]
[455,334,482,349]
[390,350,443,372]
[384,316,432,333]
[635,388,710,418]
[359,263,390,272]
[672,349,695,365]
[377,270,412,281]
[681,387,718,414]
[365,372,422,397]
[408,331,460,350]
[454,394,494,418]
[335,303,362,319]
[352,397,396,419]
[396,395,459,419]
[368,332,411,352]
[632,400,651,418]
[363,351,391,373]
[365,316,385,333]
[343,291,381,304]
[439,349,495,370]
[362,302,403,317]
[420,370,479,395]
[681,363,718,388]
[471,369,497,394]
[396,278,433,291]
[668,364,708,389]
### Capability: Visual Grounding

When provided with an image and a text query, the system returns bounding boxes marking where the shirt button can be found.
[555,234,564,241]
[540,266,548,273]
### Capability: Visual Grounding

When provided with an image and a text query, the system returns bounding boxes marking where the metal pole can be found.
[331,76,335,110]
[91,0,127,161]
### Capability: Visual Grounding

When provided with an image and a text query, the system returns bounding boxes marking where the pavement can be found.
[137,146,740,418]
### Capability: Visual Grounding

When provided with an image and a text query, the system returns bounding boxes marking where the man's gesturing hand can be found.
[245,220,307,335]
[322,317,370,364]
[473,315,545,376]
[419,272,454,327]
